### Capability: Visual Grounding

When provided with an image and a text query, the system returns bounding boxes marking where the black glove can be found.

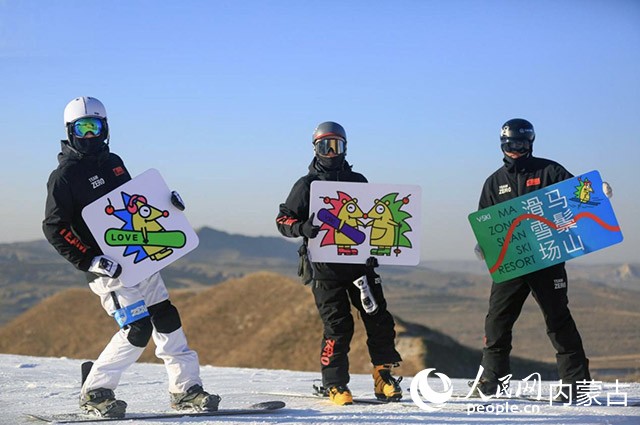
[171,191,185,211]
[300,213,320,238]
[365,256,381,284]
[88,255,122,279]
[365,256,379,269]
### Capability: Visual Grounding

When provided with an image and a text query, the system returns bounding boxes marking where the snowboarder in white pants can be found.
[43,96,219,418]
[82,273,215,411]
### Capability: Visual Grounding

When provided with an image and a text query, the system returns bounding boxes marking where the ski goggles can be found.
[501,138,531,153]
[314,137,346,156]
[72,117,104,138]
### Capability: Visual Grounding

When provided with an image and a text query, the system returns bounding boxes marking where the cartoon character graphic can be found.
[365,193,412,256]
[105,192,186,263]
[127,195,174,261]
[575,177,594,205]
[318,191,366,255]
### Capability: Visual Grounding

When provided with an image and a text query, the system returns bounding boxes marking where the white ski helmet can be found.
[63,96,107,125]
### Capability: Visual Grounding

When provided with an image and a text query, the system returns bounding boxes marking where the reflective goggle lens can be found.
[501,138,531,153]
[73,117,103,138]
[315,138,346,156]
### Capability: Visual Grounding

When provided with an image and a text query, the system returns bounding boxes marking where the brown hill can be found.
[0,271,556,379]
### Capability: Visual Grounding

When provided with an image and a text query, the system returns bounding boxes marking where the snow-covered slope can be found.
[2,354,639,424]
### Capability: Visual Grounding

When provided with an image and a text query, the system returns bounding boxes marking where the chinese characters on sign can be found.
[468,170,623,283]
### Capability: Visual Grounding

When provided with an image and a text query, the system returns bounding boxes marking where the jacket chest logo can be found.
[498,184,512,195]
[526,177,541,187]
[88,175,105,189]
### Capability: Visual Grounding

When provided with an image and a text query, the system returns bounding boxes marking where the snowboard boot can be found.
[328,385,353,406]
[373,364,403,401]
[79,388,127,418]
[170,384,221,412]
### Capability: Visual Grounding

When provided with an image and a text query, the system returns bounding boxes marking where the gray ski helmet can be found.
[500,118,535,143]
[312,121,347,144]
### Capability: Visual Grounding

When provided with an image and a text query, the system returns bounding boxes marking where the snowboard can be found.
[257,388,483,412]
[26,401,286,423]
[257,383,409,406]
[104,229,186,248]
[317,208,367,244]
[260,390,399,405]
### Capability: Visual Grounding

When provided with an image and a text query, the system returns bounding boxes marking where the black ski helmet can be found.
[312,121,347,170]
[500,118,535,156]
[312,121,347,144]
[500,118,535,143]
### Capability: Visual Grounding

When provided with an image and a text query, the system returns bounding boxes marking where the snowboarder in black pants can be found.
[43,97,220,417]
[276,121,402,405]
[473,118,612,403]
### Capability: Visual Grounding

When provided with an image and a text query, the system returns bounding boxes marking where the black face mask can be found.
[316,154,345,171]
[503,151,533,172]
[71,134,108,156]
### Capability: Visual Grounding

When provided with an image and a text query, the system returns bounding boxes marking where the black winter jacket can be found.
[479,155,573,210]
[478,154,573,278]
[276,158,369,281]
[42,141,131,274]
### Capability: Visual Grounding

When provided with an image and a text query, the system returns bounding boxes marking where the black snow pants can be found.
[312,274,402,388]
[481,263,590,385]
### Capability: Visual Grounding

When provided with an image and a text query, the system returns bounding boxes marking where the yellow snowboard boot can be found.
[328,385,353,406]
[373,364,403,401]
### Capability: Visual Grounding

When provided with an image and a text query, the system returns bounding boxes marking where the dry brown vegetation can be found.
[0,271,556,379]
[1,270,635,381]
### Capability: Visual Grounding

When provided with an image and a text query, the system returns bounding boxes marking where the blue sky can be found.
[1,0,638,263]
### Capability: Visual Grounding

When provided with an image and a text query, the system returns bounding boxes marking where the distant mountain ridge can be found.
[0,239,62,263]
[0,227,295,324]
[1,228,638,326]
[188,227,297,262]
[2,227,637,280]
[0,227,297,264]
[0,228,638,380]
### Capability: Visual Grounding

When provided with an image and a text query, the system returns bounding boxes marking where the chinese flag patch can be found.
[526,177,541,187]
[113,166,125,176]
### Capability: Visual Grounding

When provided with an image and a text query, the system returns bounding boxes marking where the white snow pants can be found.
[81,272,202,396]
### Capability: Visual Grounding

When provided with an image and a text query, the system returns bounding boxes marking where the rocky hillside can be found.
[0,272,557,379]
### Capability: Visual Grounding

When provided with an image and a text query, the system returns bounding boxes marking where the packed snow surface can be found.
[1,354,639,424]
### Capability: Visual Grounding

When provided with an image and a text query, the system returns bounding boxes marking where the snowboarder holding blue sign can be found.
[472,118,612,402]
[42,97,219,418]
[276,121,403,406]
